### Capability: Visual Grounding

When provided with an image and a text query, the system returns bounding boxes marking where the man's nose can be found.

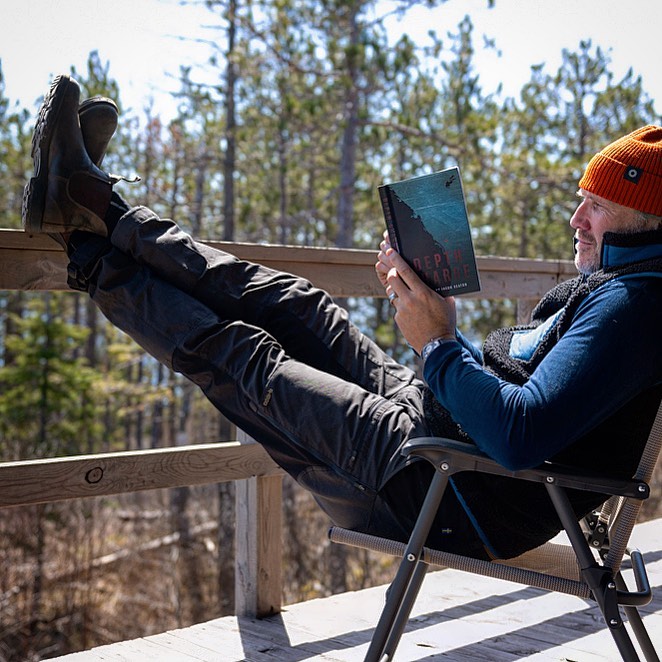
[570,200,589,230]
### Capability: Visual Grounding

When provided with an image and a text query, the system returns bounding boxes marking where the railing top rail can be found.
[1,229,575,298]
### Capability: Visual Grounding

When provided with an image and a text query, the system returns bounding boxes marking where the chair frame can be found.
[330,401,662,662]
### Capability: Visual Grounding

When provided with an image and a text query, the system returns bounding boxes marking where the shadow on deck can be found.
[56,519,661,661]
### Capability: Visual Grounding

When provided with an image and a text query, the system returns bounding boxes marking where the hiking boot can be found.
[22,75,114,236]
[44,96,121,250]
[79,95,119,167]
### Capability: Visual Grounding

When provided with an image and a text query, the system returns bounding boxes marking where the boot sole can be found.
[78,96,119,166]
[21,75,77,233]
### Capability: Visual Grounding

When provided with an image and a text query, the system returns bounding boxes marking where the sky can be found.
[1,0,661,123]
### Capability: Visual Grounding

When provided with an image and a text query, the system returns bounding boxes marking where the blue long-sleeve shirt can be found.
[423,242,662,472]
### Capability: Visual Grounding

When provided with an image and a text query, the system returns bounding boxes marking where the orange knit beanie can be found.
[578,125,662,216]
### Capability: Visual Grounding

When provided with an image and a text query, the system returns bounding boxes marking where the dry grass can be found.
[0,480,395,661]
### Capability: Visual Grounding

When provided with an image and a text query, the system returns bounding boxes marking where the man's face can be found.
[570,189,641,275]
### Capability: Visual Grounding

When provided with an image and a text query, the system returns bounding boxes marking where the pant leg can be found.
[66,232,490,556]
[69,238,436,536]
[110,206,420,400]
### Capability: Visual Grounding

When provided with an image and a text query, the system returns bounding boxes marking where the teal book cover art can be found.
[379,166,480,296]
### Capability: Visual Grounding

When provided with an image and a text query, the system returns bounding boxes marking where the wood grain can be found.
[0,442,281,508]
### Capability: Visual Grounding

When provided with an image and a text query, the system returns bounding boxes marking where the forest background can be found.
[1,0,661,659]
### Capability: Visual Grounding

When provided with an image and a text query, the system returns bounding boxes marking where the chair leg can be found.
[616,573,660,662]
[365,470,449,662]
[546,484,643,662]
[381,560,429,660]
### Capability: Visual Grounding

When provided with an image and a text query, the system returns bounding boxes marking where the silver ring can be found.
[388,292,398,303]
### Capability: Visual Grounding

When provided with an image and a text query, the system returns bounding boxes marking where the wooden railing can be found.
[0,228,576,617]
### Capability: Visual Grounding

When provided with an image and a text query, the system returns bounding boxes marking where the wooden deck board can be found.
[56,518,661,661]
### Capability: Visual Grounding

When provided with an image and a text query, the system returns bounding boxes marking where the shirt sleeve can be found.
[423,277,662,470]
[455,328,483,364]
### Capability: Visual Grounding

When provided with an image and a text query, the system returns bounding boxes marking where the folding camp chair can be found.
[330,398,662,662]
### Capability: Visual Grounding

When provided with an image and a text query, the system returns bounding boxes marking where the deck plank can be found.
[56,518,661,661]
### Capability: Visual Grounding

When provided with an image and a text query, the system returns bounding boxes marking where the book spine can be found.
[378,185,400,252]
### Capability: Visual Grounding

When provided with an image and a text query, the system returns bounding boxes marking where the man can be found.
[23,75,662,561]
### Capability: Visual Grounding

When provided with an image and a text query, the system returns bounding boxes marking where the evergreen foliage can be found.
[0,3,660,656]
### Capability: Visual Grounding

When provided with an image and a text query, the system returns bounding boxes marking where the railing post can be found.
[516,298,537,325]
[234,429,283,617]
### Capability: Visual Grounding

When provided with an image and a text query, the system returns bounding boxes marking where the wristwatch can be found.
[421,337,455,363]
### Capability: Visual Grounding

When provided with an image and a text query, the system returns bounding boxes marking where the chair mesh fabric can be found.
[328,527,591,599]
[605,400,662,571]
[493,541,583,580]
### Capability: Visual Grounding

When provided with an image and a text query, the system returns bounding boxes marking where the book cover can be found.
[378,166,480,296]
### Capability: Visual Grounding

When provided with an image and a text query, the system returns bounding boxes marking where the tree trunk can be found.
[336,7,360,249]
[222,0,238,241]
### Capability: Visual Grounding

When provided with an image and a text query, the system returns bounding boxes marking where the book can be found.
[379,166,480,296]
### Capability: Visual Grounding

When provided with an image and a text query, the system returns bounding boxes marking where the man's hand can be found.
[375,231,392,288]
[375,232,457,354]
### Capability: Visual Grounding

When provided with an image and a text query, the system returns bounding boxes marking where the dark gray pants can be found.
[69,206,488,557]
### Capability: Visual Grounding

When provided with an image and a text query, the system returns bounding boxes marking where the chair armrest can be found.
[403,437,650,500]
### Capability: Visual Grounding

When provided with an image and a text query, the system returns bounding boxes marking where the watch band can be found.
[421,337,455,362]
